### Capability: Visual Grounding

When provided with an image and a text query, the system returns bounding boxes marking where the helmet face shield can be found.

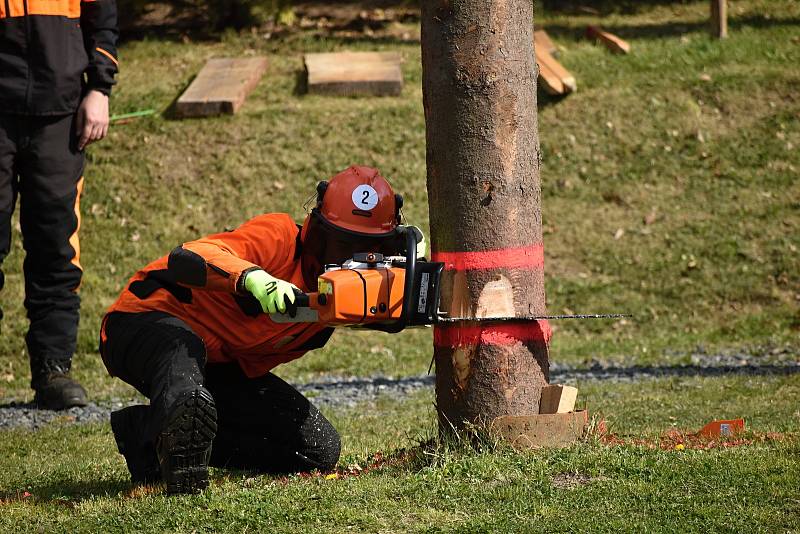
[301,209,401,290]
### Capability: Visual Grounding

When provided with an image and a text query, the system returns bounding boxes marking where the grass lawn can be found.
[0,0,798,531]
[1,375,798,532]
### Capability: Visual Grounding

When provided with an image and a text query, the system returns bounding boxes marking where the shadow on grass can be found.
[1,477,130,503]
[540,14,800,42]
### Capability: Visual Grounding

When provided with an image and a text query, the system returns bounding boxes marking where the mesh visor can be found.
[301,210,403,290]
[304,209,402,268]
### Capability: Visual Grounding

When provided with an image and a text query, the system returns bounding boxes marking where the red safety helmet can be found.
[300,166,404,290]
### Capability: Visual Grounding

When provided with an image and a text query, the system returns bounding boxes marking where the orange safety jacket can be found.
[103,214,335,378]
[0,0,118,115]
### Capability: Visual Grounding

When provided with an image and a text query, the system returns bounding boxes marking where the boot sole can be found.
[157,388,217,495]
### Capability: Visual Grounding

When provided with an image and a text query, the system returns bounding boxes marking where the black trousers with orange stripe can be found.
[0,113,84,387]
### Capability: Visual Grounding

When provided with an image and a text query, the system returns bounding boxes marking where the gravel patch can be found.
[0,400,129,431]
[1,347,796,431]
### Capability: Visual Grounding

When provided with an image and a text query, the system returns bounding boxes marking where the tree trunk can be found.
[421,0,550,431]
[710,0,728,39]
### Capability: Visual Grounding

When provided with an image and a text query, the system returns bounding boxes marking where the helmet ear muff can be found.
[316,181,329,207]
[394,194,403,224]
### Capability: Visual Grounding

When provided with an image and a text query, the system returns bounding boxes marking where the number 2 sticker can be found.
[352,184,379,210]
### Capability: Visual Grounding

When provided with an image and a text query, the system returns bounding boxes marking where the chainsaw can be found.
[271,228,628,330]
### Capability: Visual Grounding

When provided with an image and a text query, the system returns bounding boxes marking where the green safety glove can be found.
[243,270,299,314]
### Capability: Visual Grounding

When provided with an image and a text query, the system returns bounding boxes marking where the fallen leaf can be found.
[614,228,625,240]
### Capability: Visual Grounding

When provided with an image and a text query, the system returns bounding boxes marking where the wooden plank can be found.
[534,30,558,57]
[539,384,578,414]
[175,57,268,119]
[491,411,589,449]
[586,26,631,54]
[710,0,728,39]
[304,52,403,96]
[537,56,565,95]
[536,48,576,95]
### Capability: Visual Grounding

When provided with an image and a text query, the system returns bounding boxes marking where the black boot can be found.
[110,405,161,485]
[157,388,218,495]
[31,357,87,410]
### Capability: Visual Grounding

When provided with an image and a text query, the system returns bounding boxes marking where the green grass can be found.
[0,0,797,398]
[0,0,799,530]
[1,375,798,532]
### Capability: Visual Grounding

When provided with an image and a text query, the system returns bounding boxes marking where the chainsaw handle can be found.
[374,227,417,334]
[402,227,417,329]
[285,289,310,318]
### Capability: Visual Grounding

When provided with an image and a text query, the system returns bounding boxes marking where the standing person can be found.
[0,0,119,409]
[100,167,424,494]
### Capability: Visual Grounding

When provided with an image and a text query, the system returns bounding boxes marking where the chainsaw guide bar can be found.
[436,314,632,323]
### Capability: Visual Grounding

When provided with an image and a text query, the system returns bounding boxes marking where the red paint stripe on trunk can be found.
[434,320,552,348]
[431,244,544,271]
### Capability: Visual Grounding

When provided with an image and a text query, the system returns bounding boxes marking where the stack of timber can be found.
[304,52,403,96]
[586,26,631,54]
[175,57,268,118]
[534,30,576,96]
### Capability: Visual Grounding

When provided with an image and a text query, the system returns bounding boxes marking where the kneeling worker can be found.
[100,166,417,494]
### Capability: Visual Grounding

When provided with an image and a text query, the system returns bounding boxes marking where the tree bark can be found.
[710,0,728,39]
[421,0,550,431]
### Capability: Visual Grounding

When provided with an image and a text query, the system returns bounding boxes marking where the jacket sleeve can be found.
[80,0,119,96]
[167,214,299,294]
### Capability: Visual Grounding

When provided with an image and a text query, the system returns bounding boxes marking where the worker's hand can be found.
[404,226,427,259]
[244,270,299,314]
[75,90,109,150]
[415,228,427,259]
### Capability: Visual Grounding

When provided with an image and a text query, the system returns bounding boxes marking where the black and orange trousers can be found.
[0,113,84,387]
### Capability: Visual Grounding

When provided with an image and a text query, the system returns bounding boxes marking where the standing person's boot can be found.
[31,356,88,410]
[157,387,218,495]
[110,405,161,484]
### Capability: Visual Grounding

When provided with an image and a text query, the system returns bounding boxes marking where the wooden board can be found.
[710,0,728,39]
[539,384,578,414]
[304,52,403,96]
[534,30,558,57]
[536,48,576,96]
[491,411,589,449]
[586,26,631,54]
[175,57,268,119]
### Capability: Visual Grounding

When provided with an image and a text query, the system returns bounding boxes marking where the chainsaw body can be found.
[272,230,444,332]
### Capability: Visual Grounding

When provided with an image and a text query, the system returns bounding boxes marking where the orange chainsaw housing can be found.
[309,266,407,325]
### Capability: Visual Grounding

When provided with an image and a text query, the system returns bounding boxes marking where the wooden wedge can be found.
[534,29,558,57]
[586,26,631,54]
[539,384,578,414]
[537,48,576,95]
